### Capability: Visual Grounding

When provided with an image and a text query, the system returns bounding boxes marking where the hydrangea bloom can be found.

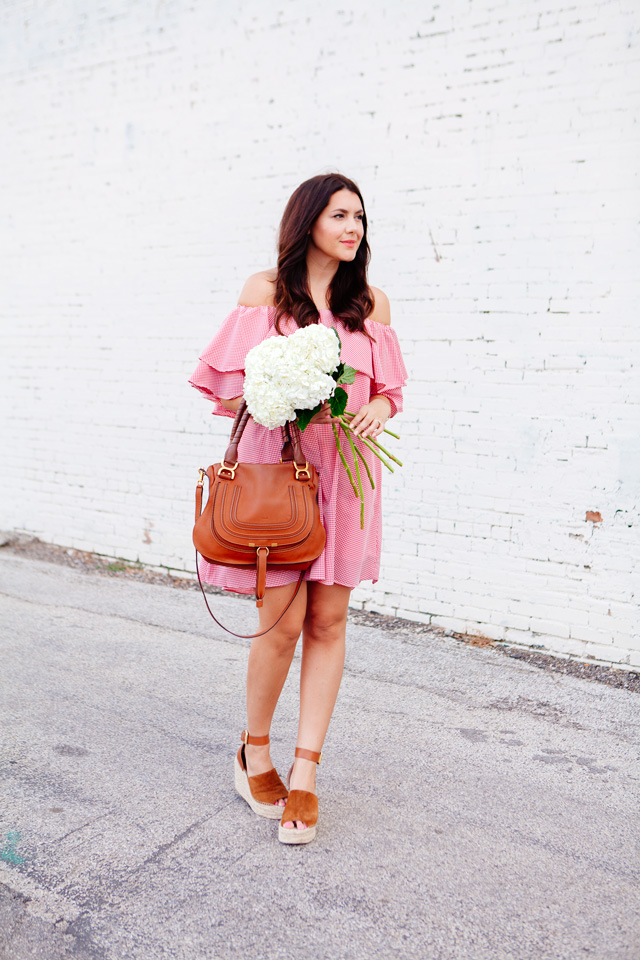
[243,324,341,429]
[286,323,341,374]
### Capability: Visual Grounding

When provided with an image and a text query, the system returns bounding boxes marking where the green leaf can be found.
[296,403,322,432]
[329,387,348,417]
[337,364,356,385]
[331,327,342,353]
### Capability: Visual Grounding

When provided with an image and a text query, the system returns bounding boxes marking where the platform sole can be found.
[278,823,317,844]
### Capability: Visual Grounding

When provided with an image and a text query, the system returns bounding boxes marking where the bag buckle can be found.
[294,462,311,481]
[217,460,238,479]
[197,468,206,486]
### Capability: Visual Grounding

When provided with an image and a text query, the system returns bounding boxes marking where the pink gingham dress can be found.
[189,305,407,593]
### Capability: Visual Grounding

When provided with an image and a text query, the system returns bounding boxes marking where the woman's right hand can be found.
[306,402,338,426]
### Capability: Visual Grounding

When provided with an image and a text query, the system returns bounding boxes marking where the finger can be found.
[359,418,383,438]
[350,410,368,428]
[349,408,367,428]
[353,420,373,437]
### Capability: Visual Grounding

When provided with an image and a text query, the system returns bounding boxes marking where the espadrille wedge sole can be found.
[278,818,317,844]
[234,730,288,820]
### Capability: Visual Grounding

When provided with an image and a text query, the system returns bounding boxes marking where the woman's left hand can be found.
[350,396,392,441]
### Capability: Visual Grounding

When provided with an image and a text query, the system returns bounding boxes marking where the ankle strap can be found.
[295,747,322,764]
[241,729,270,746]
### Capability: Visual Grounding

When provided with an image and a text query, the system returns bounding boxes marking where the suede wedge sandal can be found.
[278,747,322,845]
[234,730,288,819]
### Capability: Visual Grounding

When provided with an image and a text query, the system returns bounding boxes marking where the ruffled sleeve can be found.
[365,319,408,418]
[189,305,274,417]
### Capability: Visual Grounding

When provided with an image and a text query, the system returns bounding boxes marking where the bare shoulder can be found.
[238,269,277,307]
[368,286,391,325]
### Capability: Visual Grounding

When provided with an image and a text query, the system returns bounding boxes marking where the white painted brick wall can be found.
[1,1,638,666]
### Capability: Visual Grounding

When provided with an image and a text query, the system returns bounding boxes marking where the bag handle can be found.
[222,400,306,468]
[223,401,251,465]
[283,419,306,466]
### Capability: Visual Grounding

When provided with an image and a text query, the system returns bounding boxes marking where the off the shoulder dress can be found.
[189,305,407,594]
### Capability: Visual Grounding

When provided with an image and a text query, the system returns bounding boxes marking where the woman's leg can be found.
[282,582,351,829]
[243,581,307,798]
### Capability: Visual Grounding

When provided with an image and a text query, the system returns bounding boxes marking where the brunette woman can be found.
[190,173,407,844]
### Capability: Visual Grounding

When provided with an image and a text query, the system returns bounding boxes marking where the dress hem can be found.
[212,576,379,596]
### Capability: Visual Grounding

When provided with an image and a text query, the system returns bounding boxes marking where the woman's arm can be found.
[349,288,393,438]
[219,396,244,414]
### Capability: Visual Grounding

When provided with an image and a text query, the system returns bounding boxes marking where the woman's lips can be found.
[341,240,356,246]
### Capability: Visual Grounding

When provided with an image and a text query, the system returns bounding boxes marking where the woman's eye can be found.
[333,214,344,219]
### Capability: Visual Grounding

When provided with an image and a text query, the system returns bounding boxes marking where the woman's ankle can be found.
[289,757,317,793]
[245,742,270,755]
[244,742,273,774]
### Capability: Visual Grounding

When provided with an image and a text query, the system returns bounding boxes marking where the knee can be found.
[304,610,347,643]
[265,623,301,656]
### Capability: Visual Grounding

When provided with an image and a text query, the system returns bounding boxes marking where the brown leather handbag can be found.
[193,400,326,638]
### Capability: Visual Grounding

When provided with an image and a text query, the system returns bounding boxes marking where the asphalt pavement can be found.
[0,552,638,960]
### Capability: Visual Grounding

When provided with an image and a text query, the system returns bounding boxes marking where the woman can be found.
[190,173,407,845]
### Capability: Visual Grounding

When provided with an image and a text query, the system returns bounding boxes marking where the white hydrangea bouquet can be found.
[243,324,401,528]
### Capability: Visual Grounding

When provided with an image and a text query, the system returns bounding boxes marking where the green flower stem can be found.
[357,435,395,473]
[342,414,403,466]
[344,409,401,440]
[333,423,359,498]
[345,427,365,529]
[365,436,403,467]
[341,423,375,490]
[339,418,394,473]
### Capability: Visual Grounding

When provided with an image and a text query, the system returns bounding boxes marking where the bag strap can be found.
[195,549,305,639]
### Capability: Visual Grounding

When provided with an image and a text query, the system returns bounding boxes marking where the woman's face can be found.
[309,188,365,262]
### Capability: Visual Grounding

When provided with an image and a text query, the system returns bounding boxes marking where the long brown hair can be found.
[274,173,374,335]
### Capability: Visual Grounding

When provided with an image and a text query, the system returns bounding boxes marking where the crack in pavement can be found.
[117,798,238,884]
[55,813,113,846]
